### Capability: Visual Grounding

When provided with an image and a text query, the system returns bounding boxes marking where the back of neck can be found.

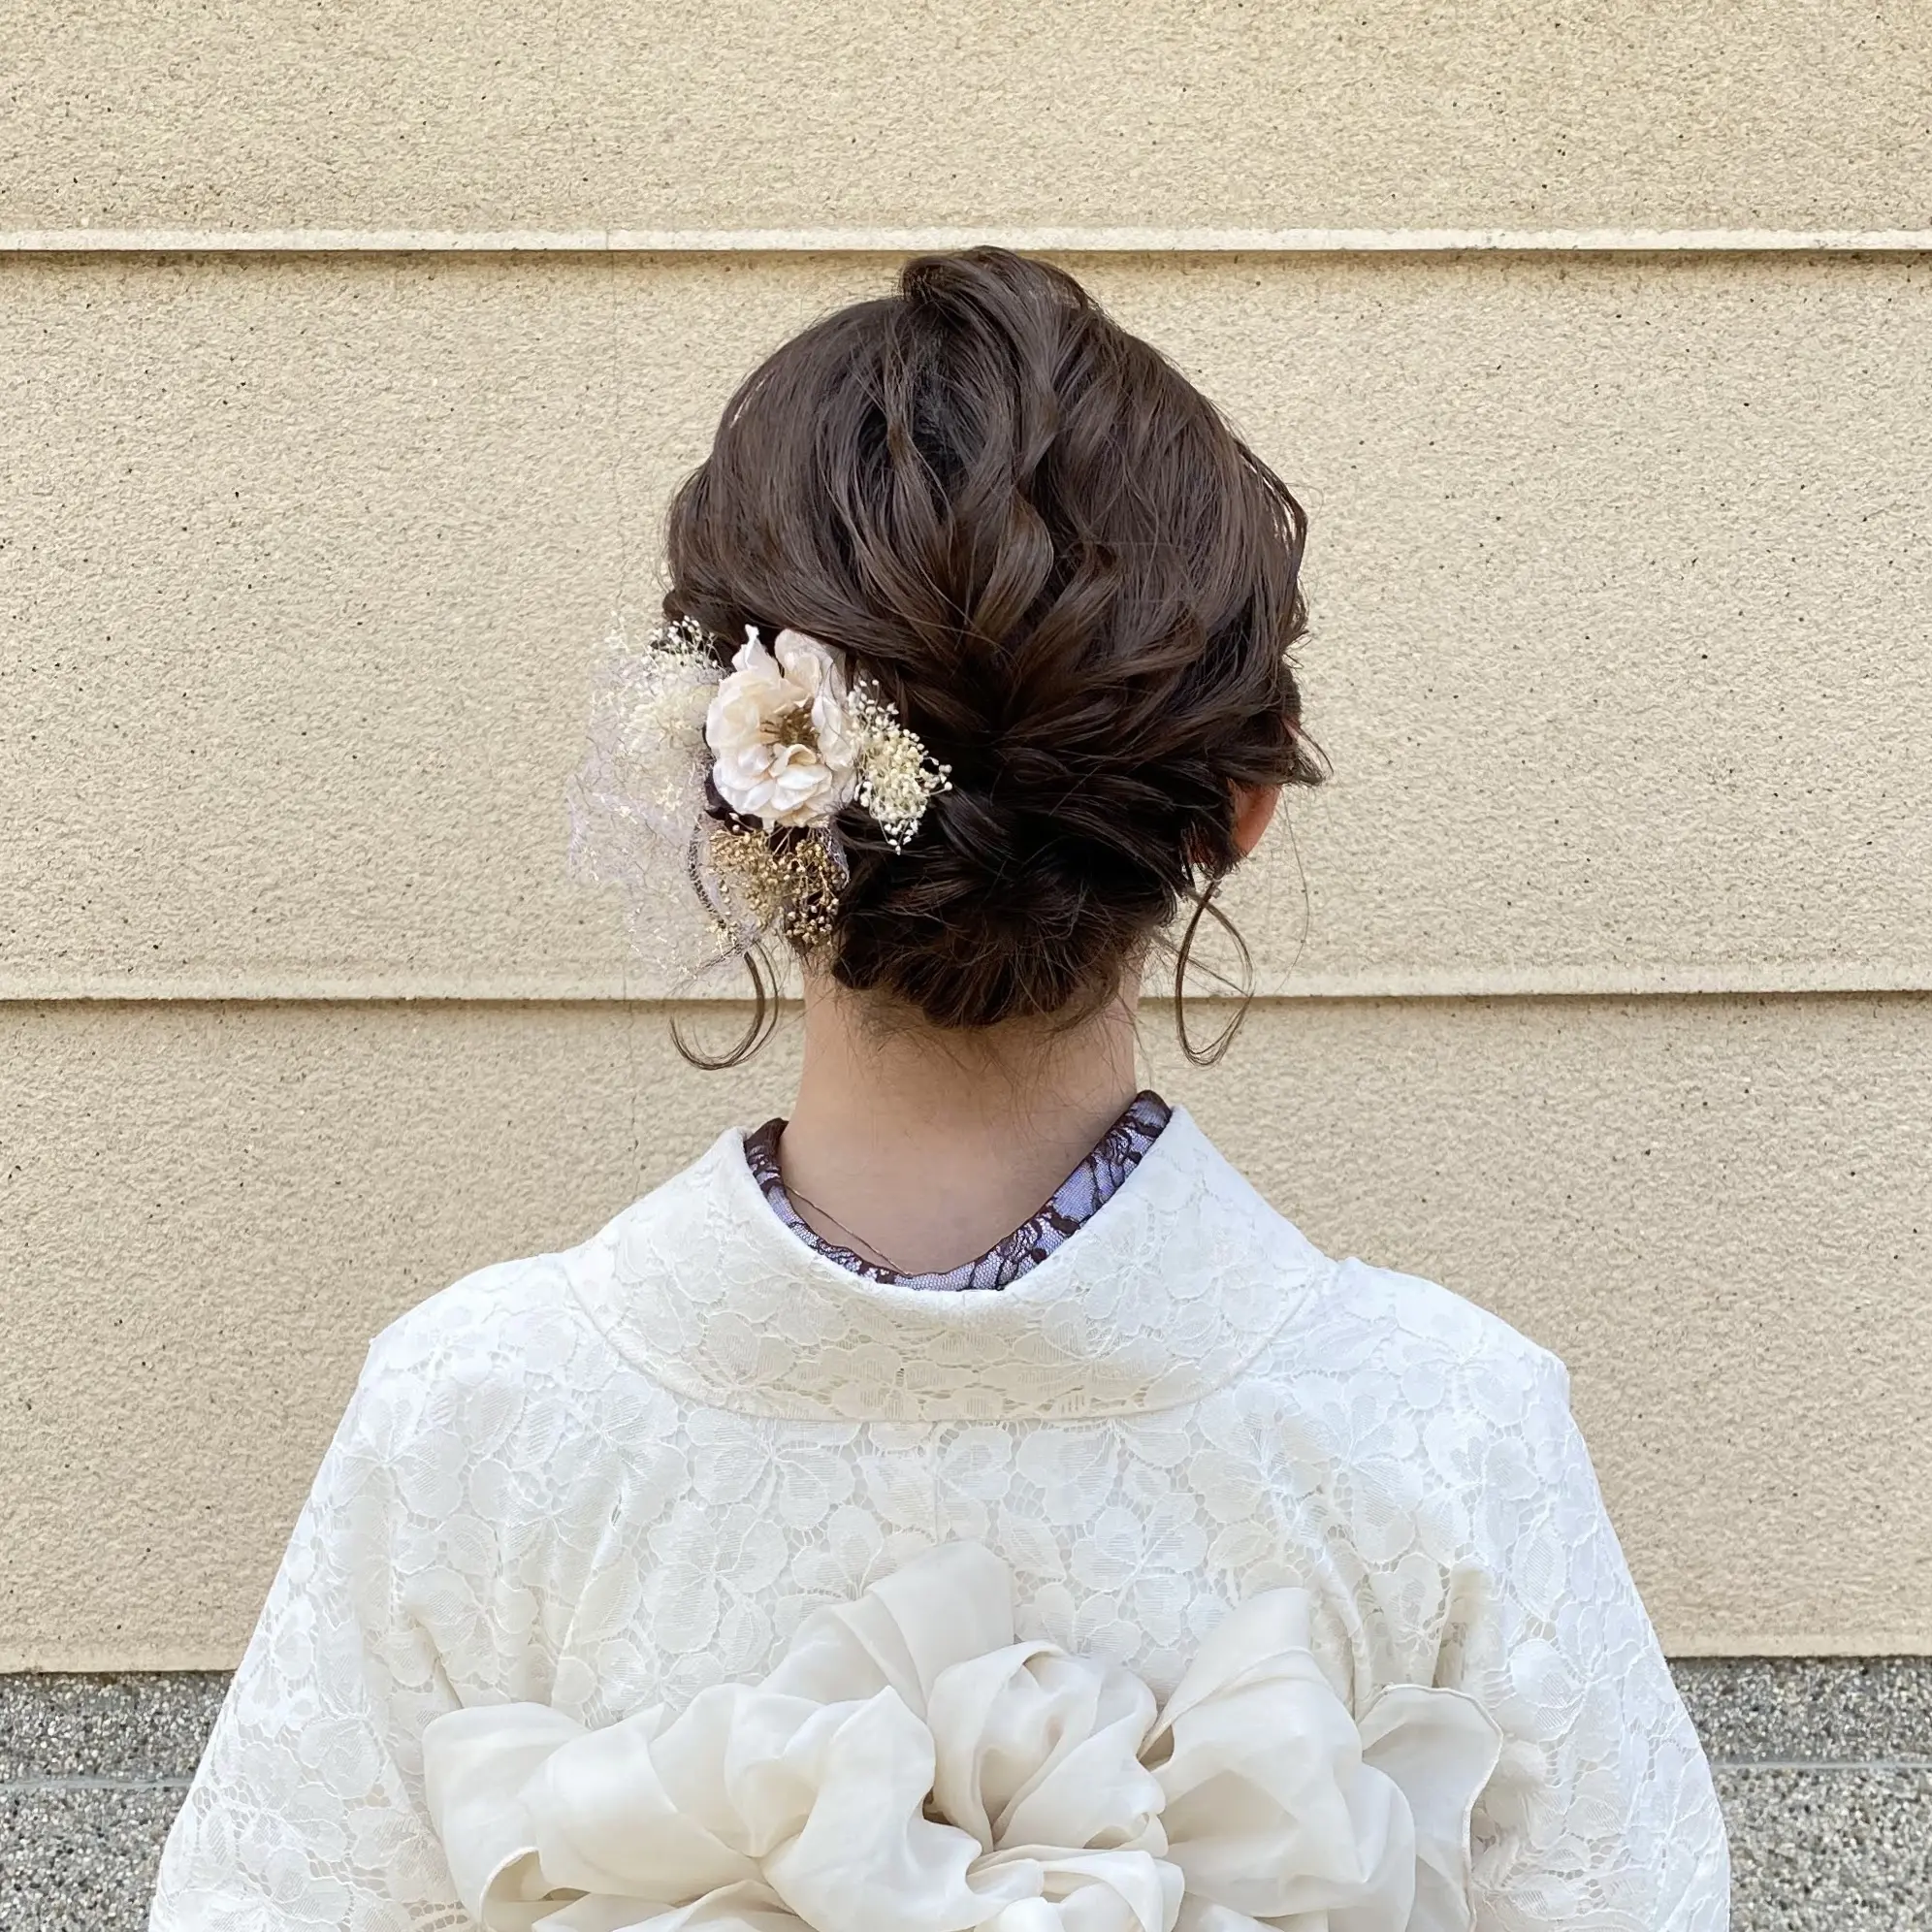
[777,976,1143,1275]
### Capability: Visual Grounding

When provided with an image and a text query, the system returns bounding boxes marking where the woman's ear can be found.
[1232,784,1280,857]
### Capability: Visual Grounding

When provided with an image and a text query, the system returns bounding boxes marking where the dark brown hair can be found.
[665,247,1324,1063]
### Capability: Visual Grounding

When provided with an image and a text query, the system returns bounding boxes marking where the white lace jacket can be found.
[150,1110,1729,1931]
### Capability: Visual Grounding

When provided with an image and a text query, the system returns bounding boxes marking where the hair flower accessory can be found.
[568,614,950,985]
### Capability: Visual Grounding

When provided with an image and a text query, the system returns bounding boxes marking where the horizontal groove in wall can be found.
[3,962,1929,1004]
[7,225,1932,257]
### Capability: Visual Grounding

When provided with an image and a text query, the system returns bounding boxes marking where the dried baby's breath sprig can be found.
[848,679,951,851]
[708,823,844,953]
[650,614,720,668]
[613,620,720,775]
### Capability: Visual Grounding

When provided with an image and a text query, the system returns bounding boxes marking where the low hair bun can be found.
[665,246,1324,1058]
[836,780,1186,1031]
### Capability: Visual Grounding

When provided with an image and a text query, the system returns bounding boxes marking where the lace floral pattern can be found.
[743,1090,1173,1292]
[149,1109,1730,1931]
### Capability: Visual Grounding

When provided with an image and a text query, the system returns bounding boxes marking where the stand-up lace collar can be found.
[566,1106,1330,1422]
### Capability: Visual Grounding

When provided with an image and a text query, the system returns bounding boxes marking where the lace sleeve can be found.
[1462,1356,1731,1930]
[148,1343,471,1932]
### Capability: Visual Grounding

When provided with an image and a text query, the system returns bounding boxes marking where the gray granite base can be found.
[1674,1658,1932,1930]
[1,1785,191,1932]
[1718,1767,1932,1929]
[2,1661,1928,1929]
[0,1673,222,1932]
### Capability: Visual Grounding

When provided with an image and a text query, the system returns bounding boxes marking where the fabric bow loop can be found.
[424,1543,1501,1932]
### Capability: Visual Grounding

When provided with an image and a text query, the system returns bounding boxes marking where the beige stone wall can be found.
[8,0,1930,231]
[6,3,1930,1667]
[15,250,1932,1001]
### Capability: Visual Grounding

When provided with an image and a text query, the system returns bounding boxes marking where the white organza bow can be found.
[424,1543,1500,1932]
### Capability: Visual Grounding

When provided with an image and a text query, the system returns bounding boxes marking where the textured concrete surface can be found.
[1720,1770,1932,1929]
[1,1665,1927,1929]
[5,253,1932,999]
[0,1785,187,1932]
[6,995,1932,1665]
[1694,1658,1932,1928]
[3,0,1930,232]
[1676,1656,1932,1764]
[0,1674,228,1783]
[0,1677,221,1932]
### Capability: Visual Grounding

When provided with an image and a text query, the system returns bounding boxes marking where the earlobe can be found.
[1232,785,1281,857]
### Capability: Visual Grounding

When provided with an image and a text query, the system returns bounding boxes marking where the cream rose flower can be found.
[704,628,860,828]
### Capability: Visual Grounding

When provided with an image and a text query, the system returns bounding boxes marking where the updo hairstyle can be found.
[664,247,1324,1063]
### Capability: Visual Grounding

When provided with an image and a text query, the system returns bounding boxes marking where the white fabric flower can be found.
[424,1542,1502,1932]
[704,628,860,828]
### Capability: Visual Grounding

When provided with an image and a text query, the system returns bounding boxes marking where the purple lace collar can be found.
[742,1091,1173,1293]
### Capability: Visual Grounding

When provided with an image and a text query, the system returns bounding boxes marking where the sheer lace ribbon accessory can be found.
[424,1541,1500,1932]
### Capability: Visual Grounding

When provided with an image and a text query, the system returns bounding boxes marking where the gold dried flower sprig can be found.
[707,826,844,953]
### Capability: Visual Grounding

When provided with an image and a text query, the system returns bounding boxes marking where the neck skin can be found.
[777,973,1143,1275]
[772,785,1280,1274]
